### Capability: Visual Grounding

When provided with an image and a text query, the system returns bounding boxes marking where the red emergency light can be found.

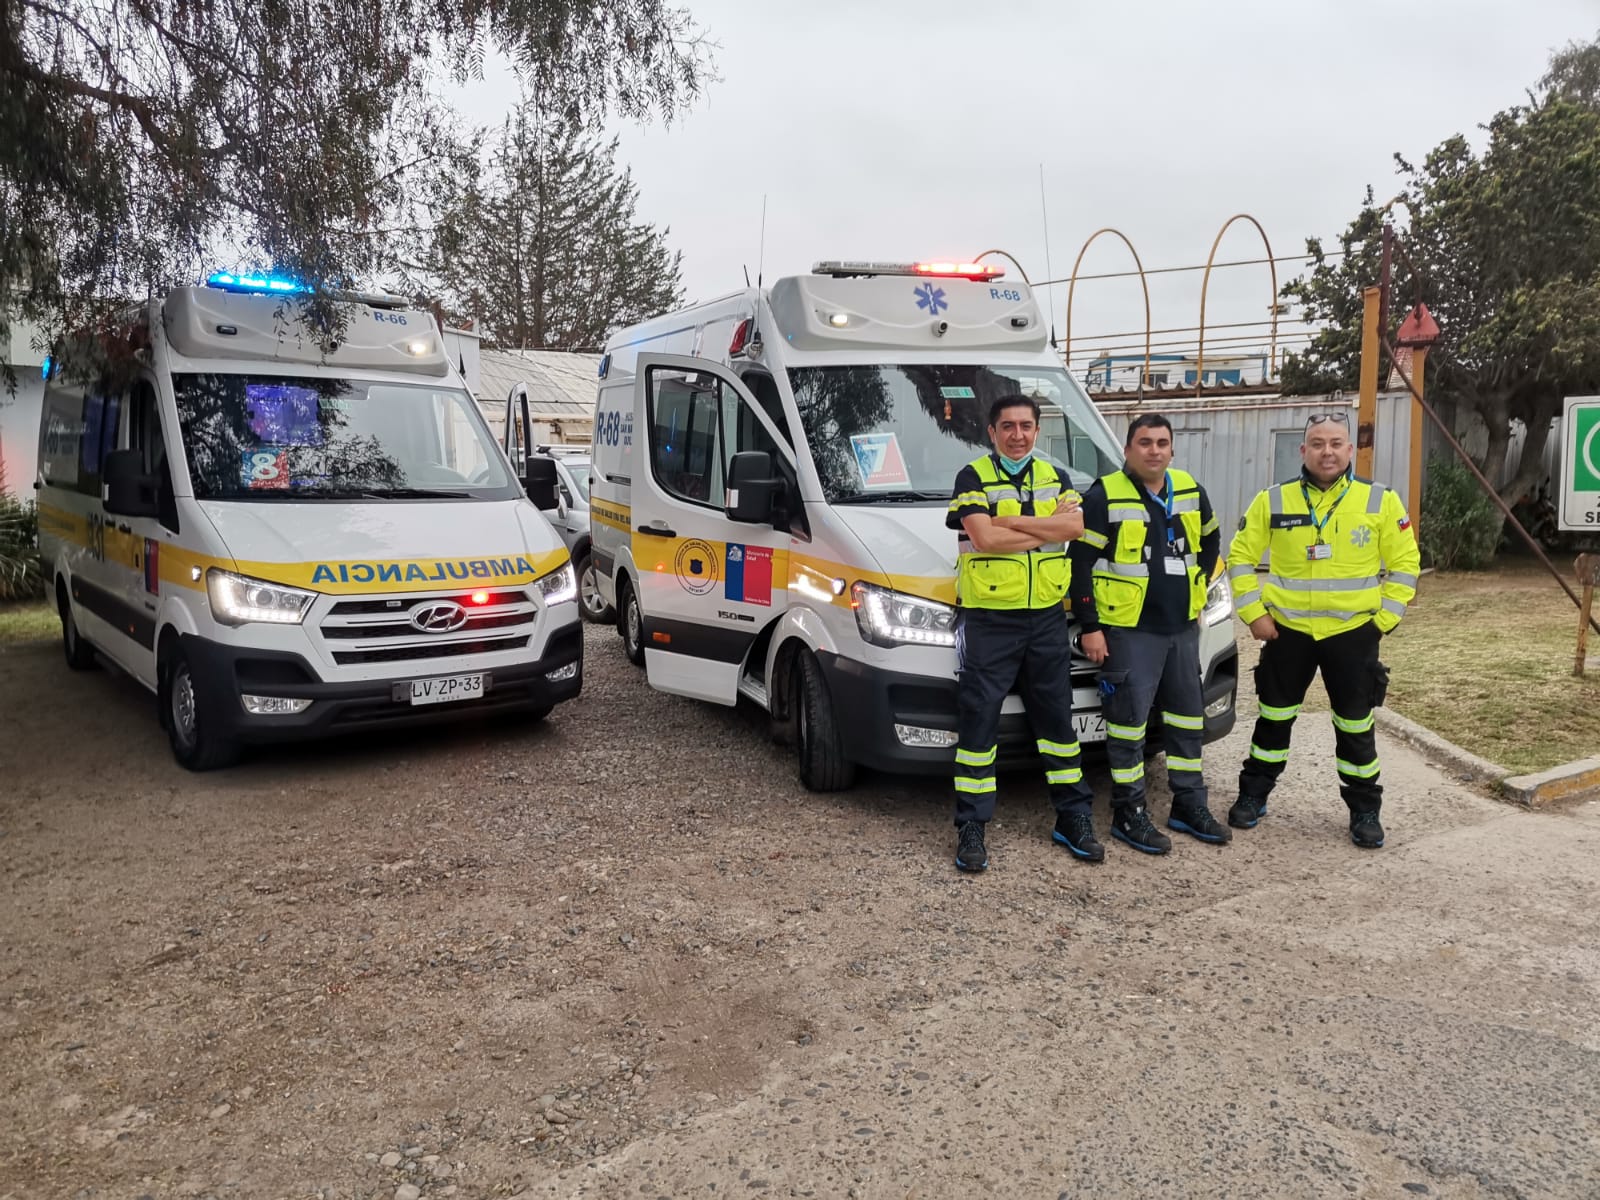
[913,261,1005,280]
[813,260,1007,281]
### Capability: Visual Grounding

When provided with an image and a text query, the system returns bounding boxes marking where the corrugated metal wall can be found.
[1093,392,1417,536]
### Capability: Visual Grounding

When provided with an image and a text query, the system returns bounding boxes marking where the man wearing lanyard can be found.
[1070,413,1229,854]
[1226,413,1421,847]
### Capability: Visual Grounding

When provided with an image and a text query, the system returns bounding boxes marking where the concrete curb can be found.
[1373,706,1511,788]
[1501,757,1600,808]
[1375,708,1600,807]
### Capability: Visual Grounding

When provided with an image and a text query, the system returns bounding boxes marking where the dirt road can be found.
[2,626,1597,1199]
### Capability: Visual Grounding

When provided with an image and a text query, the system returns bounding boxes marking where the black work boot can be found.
[955,820,989,872]
[1349,811,1385,849]
[1228,793,1268,829]
[1052,812,1105,863]
[1110,804,1172,854]
[1168,799,1232,844]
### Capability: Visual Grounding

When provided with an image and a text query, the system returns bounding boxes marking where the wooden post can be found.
[1576,554,1600,677]
[1355,286,1382,479]
[1408,345,1427,542]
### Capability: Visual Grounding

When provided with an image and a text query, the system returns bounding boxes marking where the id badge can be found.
[1163,555,1188,575]
[1306,542,1333,561]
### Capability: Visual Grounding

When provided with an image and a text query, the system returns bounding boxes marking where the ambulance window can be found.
[129,381,164,474]
[647,370,724,508]
[740,370,792,446]
[76,385,109,497]
[720,382,784,469]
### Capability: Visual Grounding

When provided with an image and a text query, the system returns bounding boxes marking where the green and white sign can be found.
[1561,395,1600,531]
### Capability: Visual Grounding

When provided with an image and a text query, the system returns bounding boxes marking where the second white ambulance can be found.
[583,260,1239,790]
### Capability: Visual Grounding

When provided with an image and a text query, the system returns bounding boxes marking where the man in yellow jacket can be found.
[945,395,1094,872]
[1226,412,1420,847]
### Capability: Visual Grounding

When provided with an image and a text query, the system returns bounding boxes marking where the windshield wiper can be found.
[358,487,473,499]
[833,489,950,504]
[208,486,475,501]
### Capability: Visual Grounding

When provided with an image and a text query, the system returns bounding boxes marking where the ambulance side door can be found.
[631,353,795,705]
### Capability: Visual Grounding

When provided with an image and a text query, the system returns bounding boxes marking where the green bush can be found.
[0,490,44,601]
[1420,453,1500,571]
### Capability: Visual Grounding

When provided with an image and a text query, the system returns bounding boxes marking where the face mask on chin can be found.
[997,452,1032,475]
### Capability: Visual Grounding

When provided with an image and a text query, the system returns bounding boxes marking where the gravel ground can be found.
[1,623,1597,1200]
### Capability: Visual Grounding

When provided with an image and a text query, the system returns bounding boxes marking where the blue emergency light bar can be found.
[206,270,307,294]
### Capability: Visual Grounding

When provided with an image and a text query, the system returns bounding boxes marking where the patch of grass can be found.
[1382,561,1600,775]
[0,601,56,645]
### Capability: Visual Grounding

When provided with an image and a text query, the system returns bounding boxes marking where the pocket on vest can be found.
[1036,554,1069,593]
[969,556,1028,605]
[1096,576,1143,621]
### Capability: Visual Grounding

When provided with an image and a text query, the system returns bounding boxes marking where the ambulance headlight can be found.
[536,562,578,606]
[206,569,316,626]
[851,582,958,648]
[1203,576,1234,627]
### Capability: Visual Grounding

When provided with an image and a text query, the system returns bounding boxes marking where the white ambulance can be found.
[583,260,1239,790]
[36,272,582,770]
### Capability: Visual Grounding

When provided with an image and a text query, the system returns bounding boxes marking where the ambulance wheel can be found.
[577,550,614,624]
[619,578,645,666]
[794,650,855,792]
[159,641,241,772]
[58,581,97,671]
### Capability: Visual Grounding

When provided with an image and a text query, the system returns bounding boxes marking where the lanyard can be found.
[1159,472,1175,543]
[1301,475,1352,543]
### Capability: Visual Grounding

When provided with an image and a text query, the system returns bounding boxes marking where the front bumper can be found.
[181,625,583,744]
[815,643,1239,776]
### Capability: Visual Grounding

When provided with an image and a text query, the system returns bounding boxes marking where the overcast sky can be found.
[456,0,1598,366]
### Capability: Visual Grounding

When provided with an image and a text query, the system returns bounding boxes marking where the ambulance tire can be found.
[794,650,855,792]
[576,549,615,624]
[159,640,241,772]
[58,581,97,671]
[619,577,645,667]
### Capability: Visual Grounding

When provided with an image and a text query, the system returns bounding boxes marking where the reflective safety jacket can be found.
[1227,470,1421,638]
[1077,467,1211,628]
[950,455,1076,610]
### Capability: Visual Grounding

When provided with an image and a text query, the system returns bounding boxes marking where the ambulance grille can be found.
[316,588,537,665]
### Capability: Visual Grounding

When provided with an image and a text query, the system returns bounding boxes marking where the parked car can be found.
[531,445,613,623]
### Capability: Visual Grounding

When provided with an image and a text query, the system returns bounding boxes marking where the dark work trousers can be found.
[953,605,1095,826]
[1239,620,1387,814]
[1099,625,1207,811]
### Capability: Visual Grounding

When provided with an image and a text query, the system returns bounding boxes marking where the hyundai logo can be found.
[411,600,468,633]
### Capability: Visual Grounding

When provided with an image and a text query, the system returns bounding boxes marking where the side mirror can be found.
[103,449,159,518]
[524,456,559,511]
[726,450,777,524]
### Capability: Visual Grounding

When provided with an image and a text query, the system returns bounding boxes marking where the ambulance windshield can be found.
[172,373,521,501]
[786,364,1120,504]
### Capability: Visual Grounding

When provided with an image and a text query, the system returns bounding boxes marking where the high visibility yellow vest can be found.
[1082,468,1208,627]
[1226,472,1422,638]
[954,455,1073,610]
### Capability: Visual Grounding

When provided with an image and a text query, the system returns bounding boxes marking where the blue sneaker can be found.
[1228,794,1267,829]
[1350,811,1385,849]
[1052,812,1105,862]
[1168,800,1232,844]
[955,820,989,872]
[1111,804,1172,854]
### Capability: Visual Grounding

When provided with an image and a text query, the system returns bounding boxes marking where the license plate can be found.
[1074,712,1107,743]
[396,673,487,706]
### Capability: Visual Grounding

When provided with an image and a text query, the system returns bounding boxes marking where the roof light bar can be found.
[206,270,307,295]
[812,260,1005,281]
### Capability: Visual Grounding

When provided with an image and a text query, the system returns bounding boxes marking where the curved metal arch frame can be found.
[1196,213,1278,397]
[1064,228,1152,390]
[973,248,1033,284]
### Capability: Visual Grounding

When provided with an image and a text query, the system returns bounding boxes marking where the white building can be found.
[475,349,598,446]
[0,317,47,497]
